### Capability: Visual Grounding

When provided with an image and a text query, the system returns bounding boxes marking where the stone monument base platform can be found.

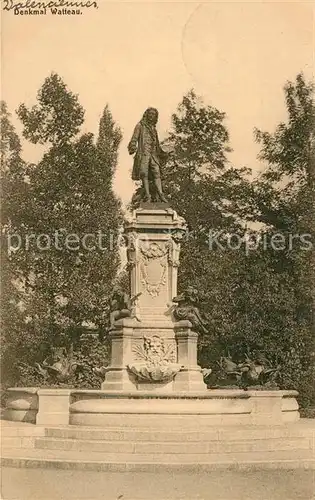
[69,389,299,427]
[4,387,299,427]
[3,388,314,471]
[1,419,314,471]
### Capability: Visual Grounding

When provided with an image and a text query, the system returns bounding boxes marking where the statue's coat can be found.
[128,120,167,180]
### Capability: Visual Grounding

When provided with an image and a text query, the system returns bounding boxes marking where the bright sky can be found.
[2,0,314,205]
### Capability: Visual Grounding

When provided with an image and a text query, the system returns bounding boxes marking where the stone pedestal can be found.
[249,391,283,425]
[174,321,207,391]
[3,388,38,423]
[36,389,71,425]
[124,206,186,323]
[102,205,207,392]
[101,319,136,391]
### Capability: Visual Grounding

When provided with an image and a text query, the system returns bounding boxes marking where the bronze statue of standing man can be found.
[128,108,170,203]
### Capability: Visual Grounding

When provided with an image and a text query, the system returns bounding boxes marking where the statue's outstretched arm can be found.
[128,123,141,155]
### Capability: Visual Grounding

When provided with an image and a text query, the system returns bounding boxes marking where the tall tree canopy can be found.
[162,89,250,235]
[248,74,315,406]
[157,84,314,408]
[1,101,35,385]
[1,75,123,387]
[17,73,84,146]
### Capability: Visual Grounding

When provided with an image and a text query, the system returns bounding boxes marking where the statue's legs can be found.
[140,157,167,203]
[154,176,167,203]
[139,157,151,202]
[150,158,167,203]
[141,177,151,202]
[110,310,131,328]
[110,311,119,329]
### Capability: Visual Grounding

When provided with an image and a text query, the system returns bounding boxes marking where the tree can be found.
[161,90,250,234]
[0,101,36,387]
[156,90,251,297]
[2,76,123,388]
[17,72,84,146]
[244,74,315,407]
[249,74,315,231]
[153,86,314,408]
[253,75,314,327]
[1,101,29,231]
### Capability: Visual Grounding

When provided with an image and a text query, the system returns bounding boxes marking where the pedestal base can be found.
[101,368,136,391]
[173,367,207,391]
[4,387,299,427]
[69,389,299,427]
[102,319,208,393]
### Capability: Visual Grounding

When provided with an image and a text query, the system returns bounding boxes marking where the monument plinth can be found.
[101,205,207,392]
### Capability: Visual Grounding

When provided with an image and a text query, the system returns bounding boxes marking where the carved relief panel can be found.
[127,335,181,382]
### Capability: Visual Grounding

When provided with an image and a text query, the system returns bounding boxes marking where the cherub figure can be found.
[109,285,141,328]
[172,286,207,332]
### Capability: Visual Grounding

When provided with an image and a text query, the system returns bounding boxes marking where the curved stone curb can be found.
[2,456,315,472]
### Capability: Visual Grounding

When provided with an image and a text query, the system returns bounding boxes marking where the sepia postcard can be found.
[1,0,315,499]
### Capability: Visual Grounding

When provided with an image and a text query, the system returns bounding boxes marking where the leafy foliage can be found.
[17,73,84,146]
[160,84,314,408]
[160,90,250,231]
[15,333,110,389]
[248,73,315,407]
[1,76,122,389]
[0,101,33,387]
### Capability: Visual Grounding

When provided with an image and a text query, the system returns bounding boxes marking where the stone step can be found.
[1,436,38,449]
[1,421,46,437]
[2,446,314,472]
[1,422,46,447]
[34,436,311,454]
[44,423,315,442]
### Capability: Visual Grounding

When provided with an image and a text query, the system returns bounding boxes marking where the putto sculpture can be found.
[128,107,171,203]
[172,286,207,333]
[109,285,141,328]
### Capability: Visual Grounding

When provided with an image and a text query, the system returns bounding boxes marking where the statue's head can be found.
[143,107,158,125]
